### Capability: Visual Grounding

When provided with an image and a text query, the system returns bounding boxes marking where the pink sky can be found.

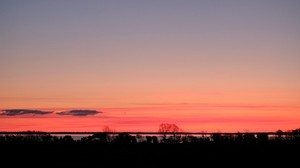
[1,102,299,132]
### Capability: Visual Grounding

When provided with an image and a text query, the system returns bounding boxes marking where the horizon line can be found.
[0,131,297,135]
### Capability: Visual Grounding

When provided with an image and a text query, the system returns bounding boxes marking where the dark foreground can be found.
[1,141,299,167]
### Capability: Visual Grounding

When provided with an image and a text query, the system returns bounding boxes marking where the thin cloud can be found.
[133,102,300,109]
[56,110,102,116]
[0,109,52,116]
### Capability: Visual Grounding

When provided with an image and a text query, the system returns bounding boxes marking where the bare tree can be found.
[159,123,180,133]
[102,126,115,133]
[102,126,115,142]
[158,123,181,143]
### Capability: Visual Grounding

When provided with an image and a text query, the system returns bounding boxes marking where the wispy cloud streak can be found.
[133,103,300,109]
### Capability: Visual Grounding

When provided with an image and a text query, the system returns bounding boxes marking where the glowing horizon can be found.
[1,102,299,132]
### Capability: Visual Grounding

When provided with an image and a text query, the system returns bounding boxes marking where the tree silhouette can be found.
[103,126,115,133]
[136,134,144,143]
[211,133,221,142]
[158,123,181,143]
[114,133,137,144]
[62,135,74,143]
[257,133,268,141]
[276,129,284,140]
[152,136,158,143]
[158,123,180,133]
[92,133,109,143]
[146,136,152,143]
[102,126,115,142]
[291,128,300,141]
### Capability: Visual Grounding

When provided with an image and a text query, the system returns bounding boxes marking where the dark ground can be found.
[1,141,299,167]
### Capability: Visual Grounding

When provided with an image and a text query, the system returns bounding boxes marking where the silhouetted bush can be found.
[276,129,284,140]
[61,135,74,143]
[212,133,221,142]
[114,133,137,144]
[92,133,110,143]
[1,129,300,145]
[257,133,268,141]
[243,133,255,142]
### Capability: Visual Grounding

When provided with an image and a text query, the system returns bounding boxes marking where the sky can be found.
[0,0,300,132]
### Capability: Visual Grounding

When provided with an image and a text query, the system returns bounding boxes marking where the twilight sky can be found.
[0,0,300,132]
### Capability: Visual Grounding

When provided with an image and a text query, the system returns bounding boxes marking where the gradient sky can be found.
[1,0,300,132]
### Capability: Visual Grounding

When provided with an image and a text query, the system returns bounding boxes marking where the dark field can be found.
[1,142,299,167]
[0,133,299,167]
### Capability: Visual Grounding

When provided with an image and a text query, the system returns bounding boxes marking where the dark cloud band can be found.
[56,110,101,116]
[0,109,52,116]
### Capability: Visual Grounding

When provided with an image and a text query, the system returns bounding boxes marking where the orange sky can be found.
[1,1,300,132]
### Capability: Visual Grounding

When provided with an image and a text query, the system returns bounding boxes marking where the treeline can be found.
[1,129,300,167]
[1,128,300,144]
